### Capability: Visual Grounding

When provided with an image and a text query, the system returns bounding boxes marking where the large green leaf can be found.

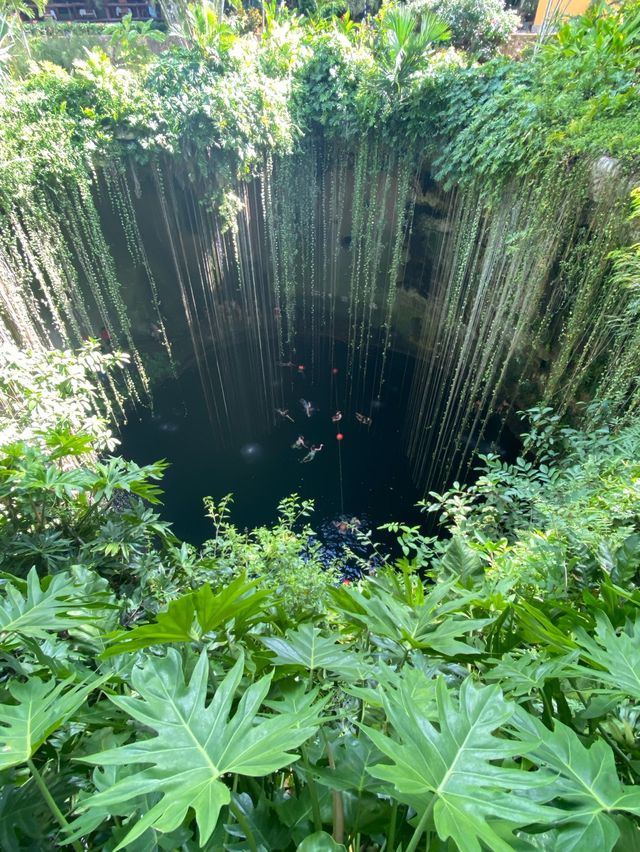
[515,710,640,851]
[297,831,346,851]
[334,581,493,656]
[80,649,326,849]
[573,612,640,700]
[260,623,369,679]
[364,676,557,852]
[0,675,107,770]
[311,735,389,795]
[0,567,111,649]
[102,575,269,656]
[483,650,580,697]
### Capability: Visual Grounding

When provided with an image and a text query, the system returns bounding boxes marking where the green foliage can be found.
[102,575,269,655]
[409,0,519,58]
[0,342,127,451]
[425,406,640,594]
[3,392,640,848]
[372,4,451,95]
[365,677,555,850]
[78,651,327,848]
[0,567,112,648]
[0,0,637,207]
[200,493,340,615]
[0,674,105,770]
[0,4,639,845]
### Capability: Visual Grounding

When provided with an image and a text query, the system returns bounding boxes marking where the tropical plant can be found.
[373,4,450,95]
[0,342,127,452]
[409,0,519,58]
[107,13,165,65]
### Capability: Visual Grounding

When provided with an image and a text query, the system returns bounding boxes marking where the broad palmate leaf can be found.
[0,675,107,770]
[483,650,580,697]
[515,709,640,851]
[80,649,326,849]
[0,567,110,648]
[102,574,269,656]
[261,623,369,679]
[336,580,493,656]
[573,612,640,700]
[364,676,557,852]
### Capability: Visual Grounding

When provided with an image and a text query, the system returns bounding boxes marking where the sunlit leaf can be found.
[80,650,327,849]
[364,676,557,851]
[102,575,268,656]
[0,675,107,770]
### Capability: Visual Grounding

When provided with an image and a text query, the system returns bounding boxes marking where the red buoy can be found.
[336,432,344,441]
[298,364,305,371]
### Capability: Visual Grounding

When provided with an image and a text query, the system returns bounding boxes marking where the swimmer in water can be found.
[275,408,294,423]
[355,413,372,427]
[331,410,343,423]
[291,435,307,450]
[301,443,323,463]
[277,360,294,368]
[300,399,315,418]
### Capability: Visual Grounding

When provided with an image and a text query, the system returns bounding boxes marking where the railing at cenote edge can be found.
[27,0,162,23]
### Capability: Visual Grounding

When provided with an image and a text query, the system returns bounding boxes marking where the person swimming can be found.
[291,435,307,450]
[275,408,294,422]
[301,444,323,463]
[355,413,372,426]
[331,410,343,423]
[300,399,316,418]
[277,360,294,368]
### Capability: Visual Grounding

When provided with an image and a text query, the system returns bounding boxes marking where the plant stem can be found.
[301,746,323,832]
[386,799,398,851]
[229,798,258,852]
[322,732,344,844]
[27,759,83,852]
[406,798,435,852]
[222,775,240,849]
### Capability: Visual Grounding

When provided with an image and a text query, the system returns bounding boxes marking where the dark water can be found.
[120,342,425,547]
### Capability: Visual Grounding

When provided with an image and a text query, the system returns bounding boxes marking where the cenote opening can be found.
[121,337,520,545]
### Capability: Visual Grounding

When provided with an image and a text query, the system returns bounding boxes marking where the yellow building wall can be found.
[533,0,592,29]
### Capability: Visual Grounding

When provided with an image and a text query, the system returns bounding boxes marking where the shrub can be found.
[409,0,520,58]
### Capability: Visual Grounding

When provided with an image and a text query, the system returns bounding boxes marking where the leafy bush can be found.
[0,342,126,451]
[426,403,640,594]
[409,0,520,58]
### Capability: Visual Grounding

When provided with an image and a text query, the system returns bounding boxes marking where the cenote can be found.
[3,2,640,849]
[121,337,518,544]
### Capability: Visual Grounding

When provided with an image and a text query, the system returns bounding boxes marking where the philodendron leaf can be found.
[573,612,640,700]
[363,676,558,852]
[514,709,640,851]
[0,675,107,770]
[335,580,493,656]
[260,623,369,679]
[483,650,580,697]
[0,567,111,649]
[80,649,326,850]
[102,575,269,656]
[297,831,347,851]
